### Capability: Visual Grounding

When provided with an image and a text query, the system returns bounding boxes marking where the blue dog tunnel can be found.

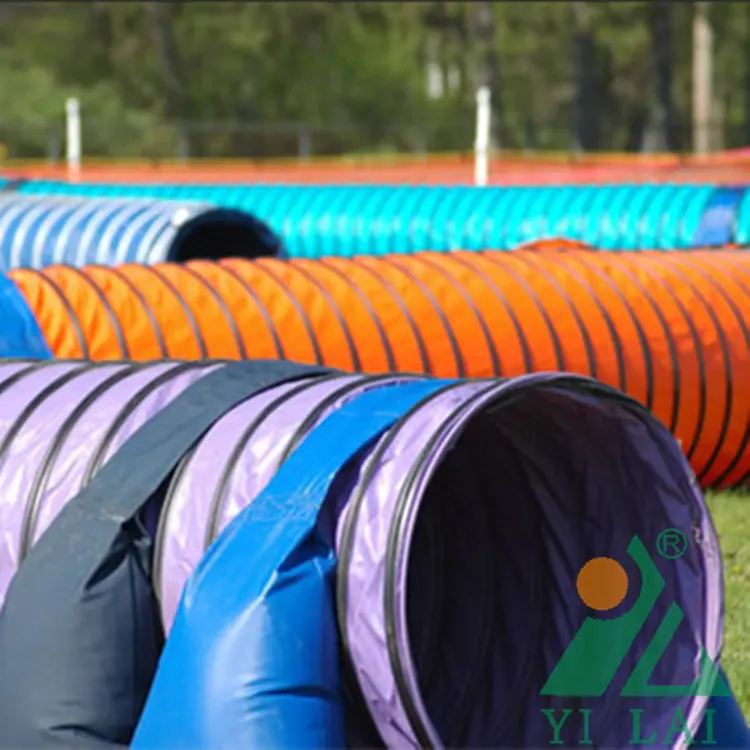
[0,194,283,270]
[0,361,744,748]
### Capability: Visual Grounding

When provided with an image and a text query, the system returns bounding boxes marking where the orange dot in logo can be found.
[576,557,628,611]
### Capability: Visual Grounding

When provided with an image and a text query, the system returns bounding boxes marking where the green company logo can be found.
[540,532,728,746]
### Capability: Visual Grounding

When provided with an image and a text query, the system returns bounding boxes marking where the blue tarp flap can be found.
[0,275,51,358]
[132,379,450,750]
[693,187,747,247]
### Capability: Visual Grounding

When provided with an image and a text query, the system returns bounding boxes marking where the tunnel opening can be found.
[390,385,721,748]
[170,208,284,262]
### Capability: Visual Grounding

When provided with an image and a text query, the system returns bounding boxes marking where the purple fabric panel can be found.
[96,364,224,468]
[338,375,720,749]
[0,363,85,432]
[0,364,132,608]
[29,362,209,551]
[214,375,426,544]
[157,376,322,631]
[158,374,377,632]
[213,374,387,536]
[338,379,487,747]
[158,375,423,632]
[0,362,89,609]
[0,361,40,389]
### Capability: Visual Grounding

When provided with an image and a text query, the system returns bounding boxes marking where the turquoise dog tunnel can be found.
[11,179,750,253]
[0,193,284,270]
[0,360,739,748]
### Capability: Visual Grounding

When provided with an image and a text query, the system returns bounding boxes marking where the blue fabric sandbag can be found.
[0,276,51,359]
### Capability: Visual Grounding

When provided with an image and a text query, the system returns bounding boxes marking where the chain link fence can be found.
[0,114,738,163]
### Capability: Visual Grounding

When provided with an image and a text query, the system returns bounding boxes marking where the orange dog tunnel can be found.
[7,248,749,489]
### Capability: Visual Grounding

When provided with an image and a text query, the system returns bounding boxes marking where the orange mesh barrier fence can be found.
[7,151,750,185]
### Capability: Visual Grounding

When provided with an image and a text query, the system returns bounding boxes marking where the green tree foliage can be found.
[0,1,745,158]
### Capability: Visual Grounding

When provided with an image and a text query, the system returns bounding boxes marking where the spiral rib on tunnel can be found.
[8,248,749,488]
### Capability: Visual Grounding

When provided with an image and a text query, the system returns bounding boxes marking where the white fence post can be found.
[65,97,81,181]
[474,85,491,186]
[692,2,713,153]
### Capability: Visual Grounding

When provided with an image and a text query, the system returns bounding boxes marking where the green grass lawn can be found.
[707,490,750,717]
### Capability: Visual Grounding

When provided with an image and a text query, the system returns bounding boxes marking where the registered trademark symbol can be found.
[656,528,688,559]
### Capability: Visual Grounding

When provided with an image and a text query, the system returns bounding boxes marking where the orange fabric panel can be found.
[8,249,748,488]
[386,254,498,379]
[644,252,748,488]
[414,253,532,376]
[514,238,598,253]
[484,252,595,375]
[633,253,733,485]
[352,256,462,378]
[219,258,320,366]
[14,265,125,360]
[578,252,703,461]
[147,264,245,360]
[449,251,562,372]
[251,258,358,372]
[568,252,678,440]
[111,264,205,360]
[319,257,428,374]
[291,259,392,373]
[531,250,650,404]
[185,261,281,361]
[82,266,165,360]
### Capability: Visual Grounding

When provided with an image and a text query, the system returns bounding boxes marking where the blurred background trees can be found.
[0,1,743,159]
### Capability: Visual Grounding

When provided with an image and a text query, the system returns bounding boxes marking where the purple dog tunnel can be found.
[0,360,725,748]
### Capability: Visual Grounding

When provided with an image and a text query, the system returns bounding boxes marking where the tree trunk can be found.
[571,1,597,153]
[650,1,680,151]
[143,2,192,157]
[475,1,500,148]
[692,1,713,153]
